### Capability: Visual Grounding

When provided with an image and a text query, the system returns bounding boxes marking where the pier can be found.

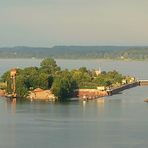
[108,82,139,95]
[108,80,148,96]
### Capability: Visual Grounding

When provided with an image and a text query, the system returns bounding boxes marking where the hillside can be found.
[0,46,148,60]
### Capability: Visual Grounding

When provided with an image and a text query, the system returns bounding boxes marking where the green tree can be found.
[16,75,28,97]
[40,58,60,74]
[51,75,76,101]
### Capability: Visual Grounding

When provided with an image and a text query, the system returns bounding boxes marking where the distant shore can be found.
[0,46,148,60]
[0,57,148,62]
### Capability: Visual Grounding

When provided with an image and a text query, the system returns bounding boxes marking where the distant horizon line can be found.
[0,45,148,48]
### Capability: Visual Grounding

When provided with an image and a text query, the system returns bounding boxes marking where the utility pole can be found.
[10,69,17,98]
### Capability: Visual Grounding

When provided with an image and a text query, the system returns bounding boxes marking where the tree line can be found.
[1,46,148,60]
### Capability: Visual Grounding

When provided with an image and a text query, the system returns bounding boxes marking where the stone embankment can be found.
[74,82,139,100]
[74,89,108,100]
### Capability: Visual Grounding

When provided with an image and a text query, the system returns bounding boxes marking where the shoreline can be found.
[0,81,145,101]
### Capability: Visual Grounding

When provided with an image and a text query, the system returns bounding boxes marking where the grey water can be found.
[0,59,148,148]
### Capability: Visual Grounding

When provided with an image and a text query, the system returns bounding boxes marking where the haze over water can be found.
[1,0,148,46]
[0,59,148,148]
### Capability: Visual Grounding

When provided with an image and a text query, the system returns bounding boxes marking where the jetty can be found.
[107,80,148,96]
[108,81,139,95]
[74,81,144,100]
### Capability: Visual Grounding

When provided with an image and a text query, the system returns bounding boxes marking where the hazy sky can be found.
[0,0,148,47]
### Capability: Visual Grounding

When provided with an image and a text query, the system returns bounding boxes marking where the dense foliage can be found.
[1,58,125,100]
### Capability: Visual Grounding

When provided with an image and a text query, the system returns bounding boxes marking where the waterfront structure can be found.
[74,89,108,100]
[28,88,56,101]
[10,69,17,98]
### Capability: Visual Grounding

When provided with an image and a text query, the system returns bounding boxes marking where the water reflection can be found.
[96,98,105,104]
[82,100,86,107]
[96,98,105,114]
[4,98,17,114]
[11,98,16,114]
[0,98,16,148]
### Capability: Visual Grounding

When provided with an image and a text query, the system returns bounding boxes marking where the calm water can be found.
[0,59,148,79]
[0,59,148,148]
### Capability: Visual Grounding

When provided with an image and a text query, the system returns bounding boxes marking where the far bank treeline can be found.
[0,58,126,100]
[1,46,148,60]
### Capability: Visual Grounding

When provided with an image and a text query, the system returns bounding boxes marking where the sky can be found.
[0,0,148,47]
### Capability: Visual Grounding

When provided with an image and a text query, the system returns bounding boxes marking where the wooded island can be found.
[0,58,135,101]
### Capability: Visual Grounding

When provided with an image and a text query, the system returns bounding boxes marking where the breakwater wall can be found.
[109,82,139,95]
